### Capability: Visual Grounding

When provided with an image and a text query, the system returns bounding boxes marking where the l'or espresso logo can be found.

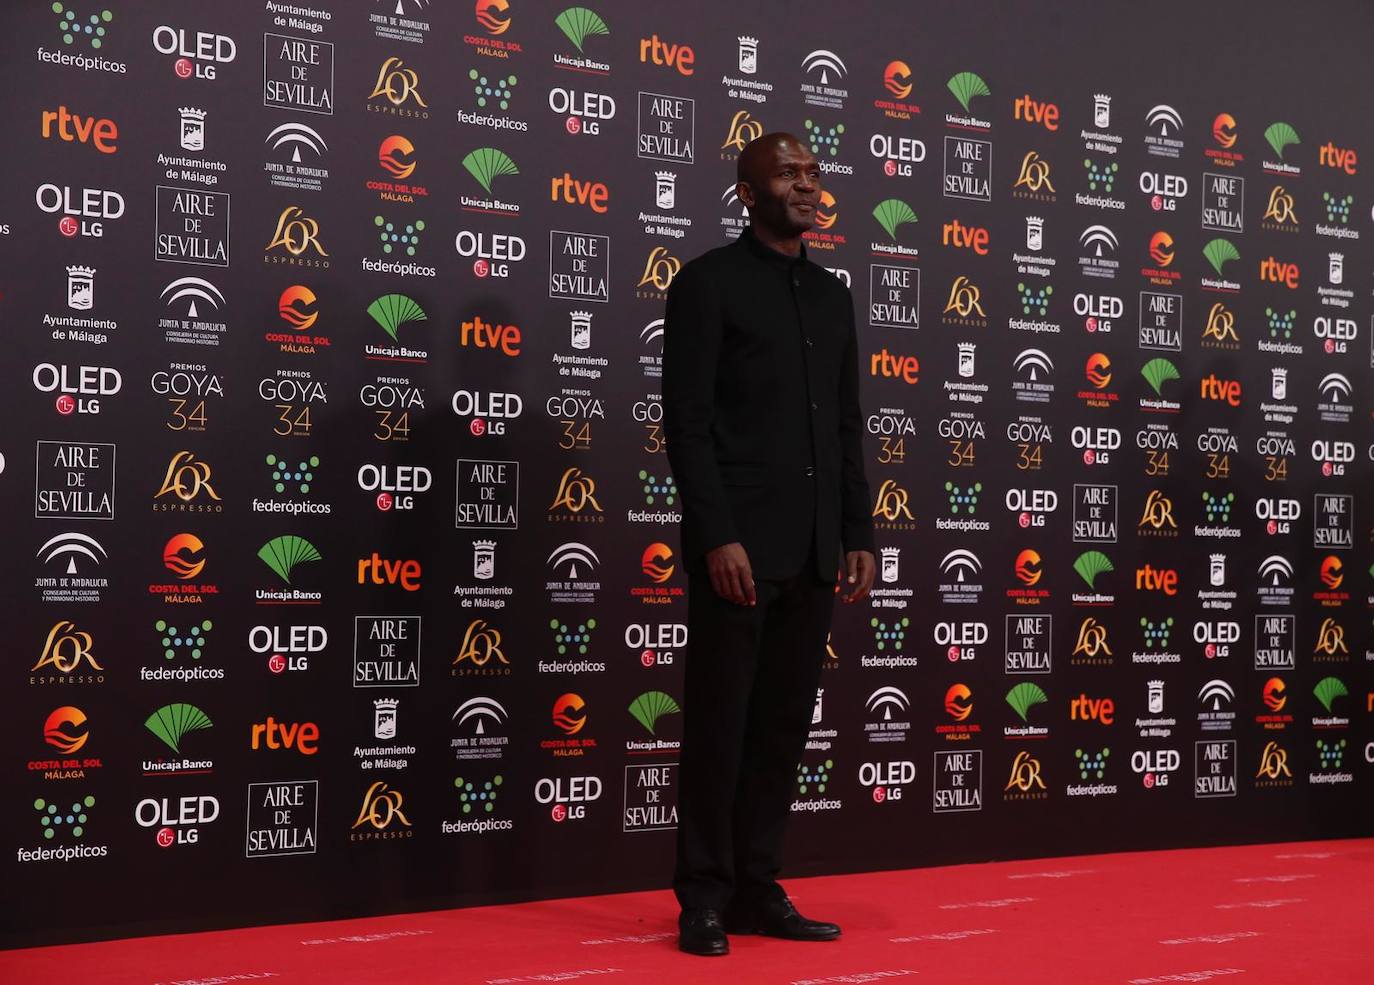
[548,467,604,523]
[264,205,329,267]
[35,183,126,239]
[353,615,420,687]
[36,441,115,521]
[264,34,333,114]
[152,363,223,431]
[367,56,430,119]
[1312,617,1348,663]
[260,369,327,437]
[245,779,318,857]
[1254,741,1293,789]
[872,478,916,531]
[155,187,230,267]
[456,459,519,529]
[453,618,510,677]
[351,781,413,841]
[636,245,681,300]
[1004,750,1047,801]
[31,620,104,686]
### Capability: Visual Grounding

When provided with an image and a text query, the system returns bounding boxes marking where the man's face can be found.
[739,139,822,237]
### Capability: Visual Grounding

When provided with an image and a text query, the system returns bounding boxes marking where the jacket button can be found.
[805,337,815,347]
[810,401,818,411]
[804,466,816,477]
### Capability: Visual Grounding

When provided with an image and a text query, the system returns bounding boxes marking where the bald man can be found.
[663,133,876,956]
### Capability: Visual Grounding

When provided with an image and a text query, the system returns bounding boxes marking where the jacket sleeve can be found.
[662,263,738,555]
[838,287,876,554]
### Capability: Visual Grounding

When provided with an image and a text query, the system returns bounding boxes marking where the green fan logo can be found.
[1073,550,1114,588]
[628,690,680,735]
[1202,237,1240,276]
[145,703,213,753]
[463,147,519,195]
[947,70,990,113]
[872,198,917,240]
[1312,676,1347,713]
[555,7,609,52]
[1140,357,1179,396]
[1005,682,1048,722]
[1264,121,1300,160]
[258,535,322,584]
[367,294,427,342]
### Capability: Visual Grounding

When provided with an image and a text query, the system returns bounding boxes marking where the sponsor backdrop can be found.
[2,0,1372,946]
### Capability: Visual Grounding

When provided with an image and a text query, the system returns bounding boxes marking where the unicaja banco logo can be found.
[628,690,680,735]
[555,7,609,52]
[258,535,321,583]
[462,147,519,195]
[946,71,989,113]
[872,198,917,240]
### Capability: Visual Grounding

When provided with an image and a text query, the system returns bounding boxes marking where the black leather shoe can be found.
[725,897,841,941]
[679,908,730,956]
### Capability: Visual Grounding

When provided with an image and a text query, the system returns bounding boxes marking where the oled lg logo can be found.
[535,775,602,821]
[357,463,432,512]
[626,623,686,667]
[1071,425,1120,465]
[32,364,122,415]
[151,25,237,80]
[454,230,525,278]
[35,184,125,238]
[860,760,915,803]
[248,624,327,674]
[451,390,522,437]
[935,621,987,662]
[548,87,616,135]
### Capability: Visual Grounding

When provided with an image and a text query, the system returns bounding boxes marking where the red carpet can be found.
[5,839,1371,984]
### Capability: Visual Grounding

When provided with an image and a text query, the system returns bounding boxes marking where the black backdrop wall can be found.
[3,0,1372,947]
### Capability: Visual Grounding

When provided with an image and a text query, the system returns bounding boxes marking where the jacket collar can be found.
[739,225,809,268]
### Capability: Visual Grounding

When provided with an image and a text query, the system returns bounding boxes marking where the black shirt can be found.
[662,226,875,582]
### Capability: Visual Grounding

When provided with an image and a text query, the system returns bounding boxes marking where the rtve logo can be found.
[459,315,521,355]
[550,172,609,213]
[1135,564,1178,595]
[1318,141,1358,175]
[941,218,989,255]
[249,716,319,755]
[357,552,421,590]
[1012,93,1059,131]
[1259,255,1300,288]
[870,349,920,384]
[41,106,118,154]
[1069,693,1115,724]
[639,34,694,75]
[1199,373,1242,406]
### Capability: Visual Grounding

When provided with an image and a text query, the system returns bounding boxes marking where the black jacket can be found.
[662,227,875,582]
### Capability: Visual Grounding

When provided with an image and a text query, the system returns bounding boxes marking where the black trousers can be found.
[673,553,836,912]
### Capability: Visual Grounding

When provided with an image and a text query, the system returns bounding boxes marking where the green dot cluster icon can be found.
[375,216,425,255]
[638,470,677,506]
[1202,490,1234,523]
[870,617,909,650]
[1321,192,1353,224]
[804,119,844,157]
[53,4,111,48]
[34,794,94,839]
[267,453,319,494]
[156,619,213,661]
[1266,307,1296,338]
[796,760,833,794]
[945,481,982,513]
[455,775,502,814]
[551,618,597,655]
[1017,282,1052,316]
[1074,747,1110,780]
[1316,738,1346,769]
[470,69,517,110]
[1140,617,1173,649]
[1083,158,1118,192]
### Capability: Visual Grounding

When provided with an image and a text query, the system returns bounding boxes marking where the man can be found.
[662,132,877,957]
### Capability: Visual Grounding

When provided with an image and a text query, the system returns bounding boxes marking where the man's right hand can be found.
[706,542,756,607]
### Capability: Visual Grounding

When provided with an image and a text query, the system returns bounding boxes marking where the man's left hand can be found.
[840,550,876,603]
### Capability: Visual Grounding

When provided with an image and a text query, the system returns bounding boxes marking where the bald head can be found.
[737,132,807,186]
[734,132,821,241]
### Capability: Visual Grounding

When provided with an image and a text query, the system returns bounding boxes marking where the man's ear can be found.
[735,181,755,210]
